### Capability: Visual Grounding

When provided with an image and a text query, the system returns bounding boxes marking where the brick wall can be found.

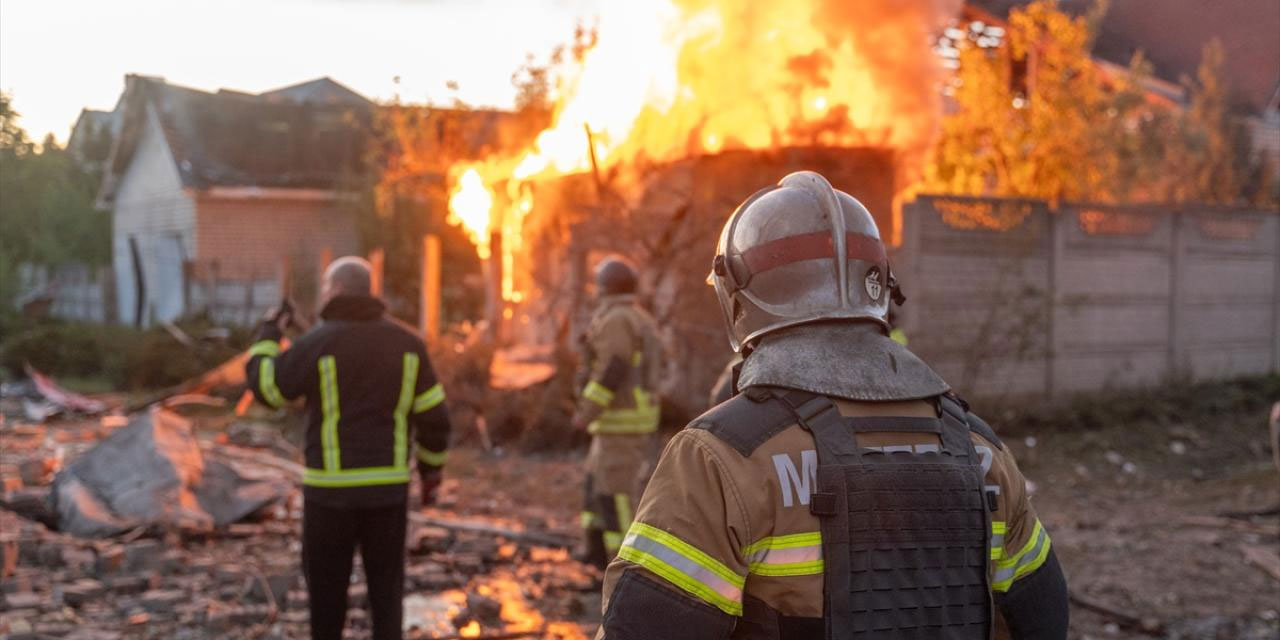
[194,194,359,282]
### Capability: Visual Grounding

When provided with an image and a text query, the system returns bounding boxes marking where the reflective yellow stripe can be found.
[588,388,659,434]
[582,381,615,407]
[604,531,623,554]
[587,420,660,435]
[258,358,286,408]
[992,519,1052,592]
[412,383,445,413]
[394,353,419,469]
[416,447,448,467]
[318,356,340,471]
[302,466,411,487]
[890,328,908,346]
[743,532,824,577]
[991,521,1007,560]
[618,522,745,616]
[614,493,633,534]
[248,340,280,358]
[631,350,643,366]
[581,511,597,529]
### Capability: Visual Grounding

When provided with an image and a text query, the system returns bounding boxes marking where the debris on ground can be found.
[49,409,290,538]
[0,409,596,639]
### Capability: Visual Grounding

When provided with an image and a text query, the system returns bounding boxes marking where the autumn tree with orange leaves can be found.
[928,0,1264,205]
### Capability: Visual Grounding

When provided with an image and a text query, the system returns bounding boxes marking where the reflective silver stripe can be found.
[619,528,744,614]
[992,521,1051,590]
[990,520,1007,560]
[747,544,822,566]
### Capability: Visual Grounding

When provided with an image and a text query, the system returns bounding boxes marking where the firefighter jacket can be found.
[575,294,662,436]
[245,294,452,509]
[597,389,1068,640]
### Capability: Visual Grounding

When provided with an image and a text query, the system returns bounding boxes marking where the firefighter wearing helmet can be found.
[573,257,663,569]
[597,172,1068,639]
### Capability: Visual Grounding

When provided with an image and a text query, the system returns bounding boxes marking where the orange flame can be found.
[447,168,495,259]
[446,0,960,302]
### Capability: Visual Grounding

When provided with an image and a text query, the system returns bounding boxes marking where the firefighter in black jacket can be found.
[246,256,451,640]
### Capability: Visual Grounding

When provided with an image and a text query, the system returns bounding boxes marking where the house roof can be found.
[972,0,1280,114]
[260,77,370,107]
[99,75,374,203]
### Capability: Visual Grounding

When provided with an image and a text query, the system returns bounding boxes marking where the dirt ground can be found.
[436,379,1280,640]
[2,377,1277,639]
[1006,401,1280,639]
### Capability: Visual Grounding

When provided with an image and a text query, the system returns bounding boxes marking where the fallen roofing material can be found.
[49,409,288,538]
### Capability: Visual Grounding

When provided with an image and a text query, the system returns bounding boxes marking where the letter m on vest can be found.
[772,450,817,507]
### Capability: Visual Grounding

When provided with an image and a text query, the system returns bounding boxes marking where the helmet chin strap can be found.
[888,267,906,306]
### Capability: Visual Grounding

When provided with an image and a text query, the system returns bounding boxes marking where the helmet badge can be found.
[864,267,883,301]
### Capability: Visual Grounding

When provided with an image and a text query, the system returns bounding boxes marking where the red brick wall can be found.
[193,195,359,281]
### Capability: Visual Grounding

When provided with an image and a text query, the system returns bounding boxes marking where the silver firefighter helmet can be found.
[710,171,895,352]
[711,171,949,401]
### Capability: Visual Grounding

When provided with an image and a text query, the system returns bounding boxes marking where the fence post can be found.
[243,269,256,327]
[1045,205,1061,399]
[368,248,385,297]
[1168,211,1186,378]
[421,234,441,340]
[1273,214,1280,374]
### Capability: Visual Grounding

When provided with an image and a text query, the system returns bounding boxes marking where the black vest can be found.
[692,387,998,640]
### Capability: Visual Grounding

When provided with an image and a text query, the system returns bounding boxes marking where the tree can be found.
[929,1,1121,202]
[1168,39,1253,205]
[0,92,109,310]
[926,1,1260,206]
[0,93,32,154]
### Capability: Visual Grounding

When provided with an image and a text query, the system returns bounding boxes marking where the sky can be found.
[0,0,602,144]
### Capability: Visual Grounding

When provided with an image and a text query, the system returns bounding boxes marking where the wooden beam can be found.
[421,234,441,340]
[368,248,385,297]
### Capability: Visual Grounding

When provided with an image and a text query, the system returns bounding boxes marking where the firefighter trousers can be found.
[302,499,408,640]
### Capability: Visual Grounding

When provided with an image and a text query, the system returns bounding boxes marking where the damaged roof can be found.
[100,75,374,202]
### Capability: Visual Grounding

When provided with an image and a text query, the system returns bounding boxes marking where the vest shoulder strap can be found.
[688,386,799,457]
[938,393,1004,450]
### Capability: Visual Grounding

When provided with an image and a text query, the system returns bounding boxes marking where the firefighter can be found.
[573,257,663,569]
[245,256,451,640]
[598,172,1068,639]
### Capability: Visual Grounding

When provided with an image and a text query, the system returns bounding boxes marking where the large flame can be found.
[447,0,960,301]
[448,168,495,259]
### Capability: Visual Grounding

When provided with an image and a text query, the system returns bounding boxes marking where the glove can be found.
[419,467,443,507]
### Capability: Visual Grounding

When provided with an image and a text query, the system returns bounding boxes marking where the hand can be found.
[420,468,443,507]
[262,307,291,334]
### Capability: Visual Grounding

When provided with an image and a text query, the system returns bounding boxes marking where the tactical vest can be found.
[697,386,993,640]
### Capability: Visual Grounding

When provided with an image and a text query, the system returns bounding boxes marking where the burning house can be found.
[438,0,962,414]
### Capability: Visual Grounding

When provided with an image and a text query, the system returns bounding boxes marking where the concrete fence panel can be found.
[901,196,1279,402]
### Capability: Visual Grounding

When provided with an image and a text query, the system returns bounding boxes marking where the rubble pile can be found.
[0,394,596,639]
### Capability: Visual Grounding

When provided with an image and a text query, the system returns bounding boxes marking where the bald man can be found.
[246,256,452,640]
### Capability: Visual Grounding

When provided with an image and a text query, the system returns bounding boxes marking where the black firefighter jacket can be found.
[245,294,451,508]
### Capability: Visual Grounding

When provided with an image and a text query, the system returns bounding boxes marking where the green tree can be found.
[0,92,109,310]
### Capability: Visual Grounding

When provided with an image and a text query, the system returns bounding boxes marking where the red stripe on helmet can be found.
[741,231,886,276]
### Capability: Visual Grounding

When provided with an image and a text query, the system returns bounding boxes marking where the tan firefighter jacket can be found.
[598,395,1055,638]
[575,294,662,437]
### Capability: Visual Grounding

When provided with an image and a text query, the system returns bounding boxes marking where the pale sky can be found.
[0,0,602,144]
